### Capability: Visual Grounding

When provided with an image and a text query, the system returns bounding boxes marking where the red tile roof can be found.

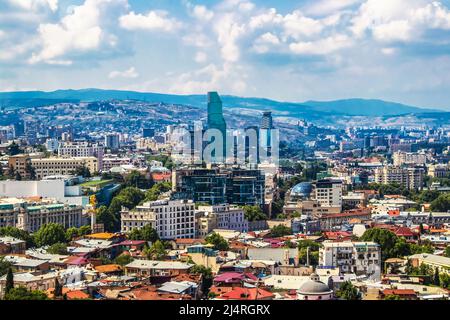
[219,287,274,300]
[383,289,416,296]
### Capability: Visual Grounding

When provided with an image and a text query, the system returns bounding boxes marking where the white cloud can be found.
[119,10,181,32]
[109,66,139,79]
[191,5,214,21]
[194,51,207,63]
[253,32,280,53]
[351,0,450,43]
[213,13,245,62]
[29,0,128,65]
[8,0,58,12]
[169,63,247,94]
[289,34,353,55]
[381,47,397,55]
[282,10,325,40]
[182,33,213,48]
[304,0,362,16]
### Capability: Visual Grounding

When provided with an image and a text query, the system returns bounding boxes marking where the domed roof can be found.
[298,279,331,294]
[291,182,312,197]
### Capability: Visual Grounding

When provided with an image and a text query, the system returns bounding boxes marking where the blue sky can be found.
[1,0,450,110]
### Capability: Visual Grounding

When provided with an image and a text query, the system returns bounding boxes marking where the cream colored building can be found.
[375,165,424,190]
[0,198,83,232]
[393,151,427,166]
[31,157,98,179]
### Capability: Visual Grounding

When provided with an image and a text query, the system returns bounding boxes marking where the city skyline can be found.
[1,0,450,110]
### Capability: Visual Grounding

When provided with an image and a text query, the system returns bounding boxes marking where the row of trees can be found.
[359,228,434,262]
[0,224,91,250]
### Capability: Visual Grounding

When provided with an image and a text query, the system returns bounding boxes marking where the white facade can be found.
[319,241,381,281]
[0,180,87,207]
[196,204,248,237]
[314,179,343,210]
[58,142,104,170]
[121,199,195,240]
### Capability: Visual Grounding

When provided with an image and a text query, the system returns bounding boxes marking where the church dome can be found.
[298,274,332,294]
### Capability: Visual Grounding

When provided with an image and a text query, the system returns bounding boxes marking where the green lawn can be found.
[79,179,113,187]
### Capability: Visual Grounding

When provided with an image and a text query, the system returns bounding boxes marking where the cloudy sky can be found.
[1,0,450,109]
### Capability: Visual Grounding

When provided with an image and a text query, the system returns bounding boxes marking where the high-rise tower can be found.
[260,111,274,129]
[207,92,227,161]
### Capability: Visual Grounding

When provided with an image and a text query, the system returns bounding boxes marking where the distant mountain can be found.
[302,99,439,116]
[0,88,445,117]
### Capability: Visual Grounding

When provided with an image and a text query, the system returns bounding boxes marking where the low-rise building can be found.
[319,241,381,281]
[0,198,83,232]
[195,204,249,237]
[124,260,192,277]
[31,157,99,179]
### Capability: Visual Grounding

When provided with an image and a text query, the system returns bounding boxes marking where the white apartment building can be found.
[313,179,343,210]
[0,179,87,207]
[121,199,195,240]
[0,198,83,232]
[58,141,104,158]
[319,241,381,281]
[375,165,424,190]
[195,204,249,237]
[393,151,427,166]
[31,157,99,179]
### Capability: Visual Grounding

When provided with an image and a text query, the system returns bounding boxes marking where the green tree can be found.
[430,193,450,212]
[114,254,134,266]
[190,265,213,295]
[0,226,34,247]
[54,278,63,298]
[384,294,401,300]
[25,162,36,180]
[5,267,14,294]
[445,246,450,258]
[144,182,171,202]
[360,228,400,262]
[205,232,229,251]
[96,205,117,232]
[440,273,450,288]
[74,165,91,178]
[34,223,67,247]
[128,224,159,243]
[14,171,22,181]
[434,268,441,286]
[4,286,49,300]
[144,240,166,260]
[46,242,68,255]
[242,205,267,222]
[270,225,292,237]
[124,170,152,189]
[0,257,12,277]
[7,142,21,156]
[335,281,361,300]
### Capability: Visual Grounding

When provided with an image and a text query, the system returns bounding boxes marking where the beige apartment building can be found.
[31,157,98,179]
[375,165,424,190]
[8,154,31,178]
